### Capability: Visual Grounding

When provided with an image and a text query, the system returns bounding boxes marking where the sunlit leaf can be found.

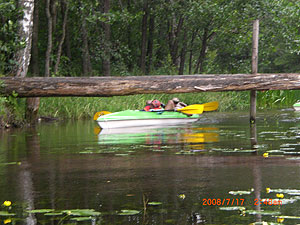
[0,211,16,216]
[245,210,281,215]
[71,217,94,221]
[148,202,162,206]
[44,212,64,216]
[27,209,55,214]
[117,209,140,215]
[219,207,245,211]
[275,215,300,219]
[229,190,252,195]
[62,209,101,216]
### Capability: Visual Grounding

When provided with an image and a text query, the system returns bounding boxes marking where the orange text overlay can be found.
[254,199,282,206]
[202,198,244,206]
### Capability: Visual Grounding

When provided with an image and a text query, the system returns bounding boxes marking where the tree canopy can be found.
[1,0,300,77]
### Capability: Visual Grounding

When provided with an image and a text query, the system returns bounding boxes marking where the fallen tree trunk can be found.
[0,73,300,97]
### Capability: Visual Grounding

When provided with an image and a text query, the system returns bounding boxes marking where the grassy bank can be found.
[1,90,299,126]
[38,90,299,119]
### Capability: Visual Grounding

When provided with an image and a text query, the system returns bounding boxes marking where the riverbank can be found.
[0,90,299,129]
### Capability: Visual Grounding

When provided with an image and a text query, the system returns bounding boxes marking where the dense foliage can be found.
[1,0,299,76]
[1,0,300,126]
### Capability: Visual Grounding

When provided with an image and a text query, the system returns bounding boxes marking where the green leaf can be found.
[62,209,101,216]
[148,202,162,206]
[71,217,94,221]
[117,210,140,215]
[0,211,16,216]
[219,207,245,211]
[27,209,55,214]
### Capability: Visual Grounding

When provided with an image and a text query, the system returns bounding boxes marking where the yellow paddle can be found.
[202,101,219,111]
[93,111,112,120]
[176,101,218,114]
[176,104,204,114]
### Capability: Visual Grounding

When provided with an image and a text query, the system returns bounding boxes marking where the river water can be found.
[0,109,300,224]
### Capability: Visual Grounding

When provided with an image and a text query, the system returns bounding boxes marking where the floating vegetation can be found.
[249,222,281,225]
[175,151,195,155]
[283,152,300,155]
[115,153,130,156]
[62,209,101,216]
[148,202,162,206]
[252,144,268,149]
[221,149,257,153]
[266,188,300,195]
[267,150,285,153]
[275,215,300,219]
[117,210,140,216]
[0,211,16,216]
[0,162,21,166]
[229,190,253,195]
[245,210,281,216]
[44,212,64,216]
[71,217,95,221]
[286,157,300,160]
[219,207,245,211]
[27,209,55,214]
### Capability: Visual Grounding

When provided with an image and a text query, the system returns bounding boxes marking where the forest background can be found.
[0,0,300,125]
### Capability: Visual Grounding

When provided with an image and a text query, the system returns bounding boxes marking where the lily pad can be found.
[71,217,94,221]
[45,212,64,216]
[117,210,140,215]
[27,209,55,214]
[229,190,252,195]
[62,209,101,216]
[266,188,300,195]
[148,202,162,206]
[0,162,21,166]
[245,210,281,215]
[219,207,245,211]
[275,215,300,219]
[0,211,16,216]
[115,154,129,156]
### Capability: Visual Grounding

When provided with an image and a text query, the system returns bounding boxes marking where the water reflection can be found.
[0,110,300,224]
[97,126,219,148]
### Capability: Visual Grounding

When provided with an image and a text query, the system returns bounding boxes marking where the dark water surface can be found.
[1,109,300,224]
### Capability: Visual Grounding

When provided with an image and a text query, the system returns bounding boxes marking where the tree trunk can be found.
[179,29,187,75]
[54,0,68,74]
[30,0,39,76]
[194,27,208,74]
[146,14,154,74]
[25,98,40,123]
[81,19,92,76]
[13,0,35,77]
[188,29,198,75]
[1,73,300,97]
[140,0,148,74]
[27,0,40,124]
[45,0,53,77]
[126,0,133,71]
[102,0,111,76]
[170,16,184,67]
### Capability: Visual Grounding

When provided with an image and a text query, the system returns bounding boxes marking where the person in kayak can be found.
[165,97,187,110]
[144,99,162,111]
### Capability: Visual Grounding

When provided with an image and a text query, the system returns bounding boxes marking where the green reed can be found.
[1,90,299,122]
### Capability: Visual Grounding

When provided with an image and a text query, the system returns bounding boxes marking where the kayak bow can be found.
[96,110,199,129]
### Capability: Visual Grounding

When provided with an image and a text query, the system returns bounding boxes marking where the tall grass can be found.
[1,90,299,122]
[38,92,251,119]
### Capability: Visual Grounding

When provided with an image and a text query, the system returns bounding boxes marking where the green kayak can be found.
[96,110,199,129]
[293,101,300,111]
